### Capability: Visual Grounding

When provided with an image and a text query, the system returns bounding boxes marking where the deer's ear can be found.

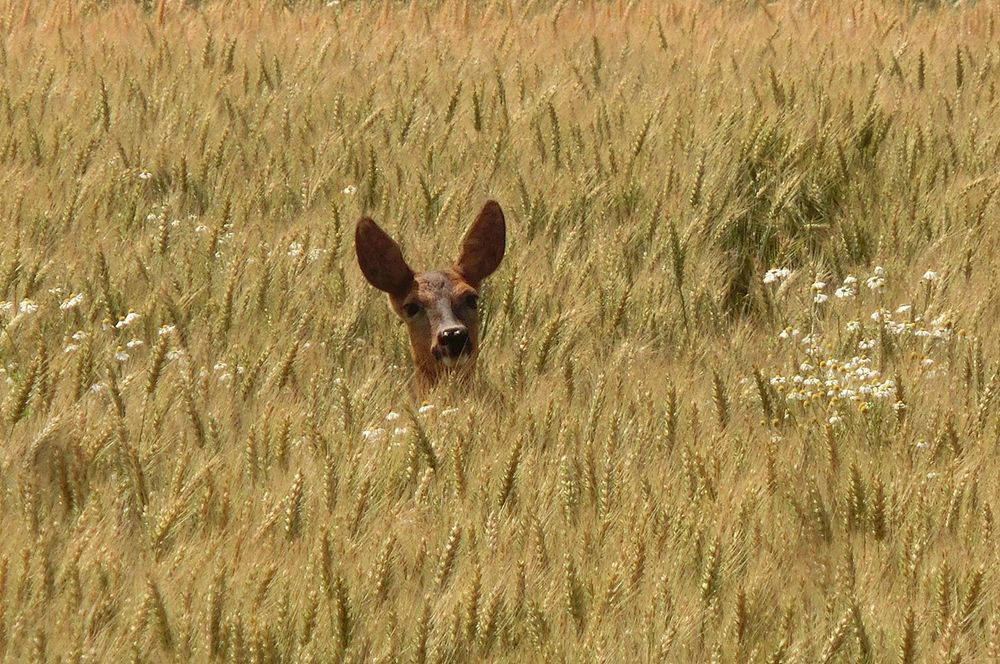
[355,217,415,296]
[455,200,505,286]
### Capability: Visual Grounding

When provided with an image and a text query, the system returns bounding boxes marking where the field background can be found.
[1,0,999,661]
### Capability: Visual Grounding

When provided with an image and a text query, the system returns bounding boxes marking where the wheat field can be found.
[1,0,999,661]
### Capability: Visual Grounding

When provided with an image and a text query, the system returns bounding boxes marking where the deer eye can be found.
[403,302,422,317]
[465,294,479,310]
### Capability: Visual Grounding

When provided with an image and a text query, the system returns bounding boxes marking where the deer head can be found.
[355,200,506,386]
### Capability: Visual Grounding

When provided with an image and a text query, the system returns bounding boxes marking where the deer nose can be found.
[438,327,469,356]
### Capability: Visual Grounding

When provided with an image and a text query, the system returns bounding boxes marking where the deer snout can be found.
[436,327,470,359]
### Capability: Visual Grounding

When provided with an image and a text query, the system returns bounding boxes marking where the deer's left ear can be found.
[455,200,505,286]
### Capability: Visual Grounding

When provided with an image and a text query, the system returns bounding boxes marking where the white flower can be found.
[763,267,791,284]
[287,242,304,258]
[920,358,934,368]
[63,344,79,353]
[158,324,176,336]
[138,169,153,180]
[834,286,855,299]
[843,274,858,285]
[828,412,843,426]
[126,338,144,348]
[19,299,38,314]
[811,281,826,291]
[931,315,953,339]
[895,304,912,315]
[342,185,357,195]
[213,362,228,372]
[814,293,829,304]
[418,404,435,414]
[166,349,183,361]
[72,331,87,341]
[218,372,232,383]
[114,348,130,362]
[89,382,106,394]
[846,321,861,333]
[116,311,140,328]
[874,381,895,399]
[887,321,908,334]
[926,472,939,479]
[194,225,208,233]
[915,441,929,450]
[393,427,409,436]
[866,267,886,291]
[922,270,939,282]
[361,427,386,441]
[385,411,401,422]
[60,293,84,310]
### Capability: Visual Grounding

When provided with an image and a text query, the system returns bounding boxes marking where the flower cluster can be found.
[764,264,955,424]
[764,265,928,302]
[287,241,325,263]
[360,404,462,446]
[857,307,954,342]
[770,350,897,412]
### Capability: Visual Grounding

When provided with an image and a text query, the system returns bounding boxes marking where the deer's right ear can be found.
[355,217,415,296]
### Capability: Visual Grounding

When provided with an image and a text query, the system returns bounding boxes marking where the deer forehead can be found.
[411,270,475,304]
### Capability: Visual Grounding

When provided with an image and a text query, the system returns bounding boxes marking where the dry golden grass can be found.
[2,0,1000,661]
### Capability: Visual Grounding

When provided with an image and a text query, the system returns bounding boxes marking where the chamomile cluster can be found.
[764,265,955,424]
[769,347,898,419]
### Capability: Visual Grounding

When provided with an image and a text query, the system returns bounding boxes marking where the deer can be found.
[355,200,506,387]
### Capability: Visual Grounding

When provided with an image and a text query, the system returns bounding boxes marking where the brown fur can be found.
[355,200,506,387]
